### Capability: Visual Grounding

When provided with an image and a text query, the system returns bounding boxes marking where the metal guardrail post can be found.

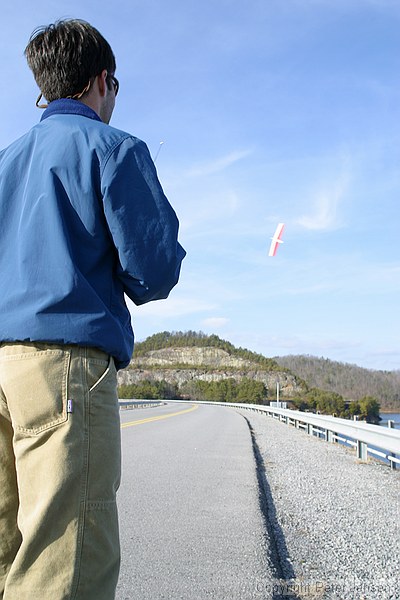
[357,440,368,461]
[327,430,336,443]
[388,421,397,471]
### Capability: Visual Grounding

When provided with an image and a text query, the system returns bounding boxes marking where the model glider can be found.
[268,223,285,257]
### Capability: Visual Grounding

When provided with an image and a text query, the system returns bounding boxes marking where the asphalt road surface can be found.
[116,402,275,600]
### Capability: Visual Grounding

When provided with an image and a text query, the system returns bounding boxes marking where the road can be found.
[116,402,275,600]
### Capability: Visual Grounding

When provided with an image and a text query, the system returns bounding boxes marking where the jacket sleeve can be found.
[100,136,186,305]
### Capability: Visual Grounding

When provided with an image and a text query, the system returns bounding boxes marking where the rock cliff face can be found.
[133,347,256,368]
[118,347,303,397]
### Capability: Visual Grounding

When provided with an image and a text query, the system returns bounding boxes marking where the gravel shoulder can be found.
[236,409,400,600]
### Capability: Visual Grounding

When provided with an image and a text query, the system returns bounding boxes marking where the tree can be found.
[235,379,267,404]
[118,380,180,399]
[358,396,380,423]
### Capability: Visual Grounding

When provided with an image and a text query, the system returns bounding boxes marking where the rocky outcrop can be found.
[118,347,303,397]
[132,347,256,369]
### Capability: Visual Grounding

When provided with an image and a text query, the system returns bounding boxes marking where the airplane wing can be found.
[268,239,278,257]
[268,223,285,257]
[273,223,285,240]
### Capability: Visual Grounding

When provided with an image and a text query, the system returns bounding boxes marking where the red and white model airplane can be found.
[268,223,285,257]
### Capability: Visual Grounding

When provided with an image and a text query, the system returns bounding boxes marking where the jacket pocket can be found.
[1,349,70,435]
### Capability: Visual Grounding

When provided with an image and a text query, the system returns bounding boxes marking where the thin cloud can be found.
[297,172,350,231]
[185,149,253,178]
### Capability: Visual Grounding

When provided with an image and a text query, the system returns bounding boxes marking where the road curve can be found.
[116,403,274,599]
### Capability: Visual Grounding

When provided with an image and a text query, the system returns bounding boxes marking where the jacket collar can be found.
[40,98,102,122]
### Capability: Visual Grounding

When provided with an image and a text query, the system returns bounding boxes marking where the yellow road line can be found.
[121,404,199,429]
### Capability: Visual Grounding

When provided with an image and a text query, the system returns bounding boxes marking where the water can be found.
[379,412,400,428]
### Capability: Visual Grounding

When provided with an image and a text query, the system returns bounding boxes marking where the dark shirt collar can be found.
[40,98,102,122]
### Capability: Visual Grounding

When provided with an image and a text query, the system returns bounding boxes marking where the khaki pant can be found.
[0,343,121,600]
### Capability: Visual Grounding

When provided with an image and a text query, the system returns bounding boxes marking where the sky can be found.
[2,0,400,370]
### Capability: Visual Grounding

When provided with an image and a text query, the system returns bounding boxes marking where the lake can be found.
[379,412,400,428]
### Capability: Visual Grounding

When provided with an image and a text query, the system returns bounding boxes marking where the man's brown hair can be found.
[25,19,116,103]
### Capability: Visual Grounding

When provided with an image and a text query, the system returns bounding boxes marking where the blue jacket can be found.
[0,99,185,369]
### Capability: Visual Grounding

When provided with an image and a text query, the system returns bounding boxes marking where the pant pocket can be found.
[86,356,114,394]
[1,349,70,435]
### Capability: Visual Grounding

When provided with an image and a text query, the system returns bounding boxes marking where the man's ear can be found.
[97,70,108,97]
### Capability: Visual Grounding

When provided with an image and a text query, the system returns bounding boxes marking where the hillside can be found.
[117,332,393,418]
[274,354,400,411]
[118,331,305,401]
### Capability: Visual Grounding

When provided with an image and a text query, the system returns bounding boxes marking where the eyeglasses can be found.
[108,74,119,96]
[35,73,119,109]
[36,79,92,109]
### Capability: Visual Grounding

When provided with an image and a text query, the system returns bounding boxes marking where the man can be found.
[0,19,185,600]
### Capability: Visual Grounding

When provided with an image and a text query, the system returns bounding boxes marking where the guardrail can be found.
[166,399,400,470]
[119,399,165,410]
